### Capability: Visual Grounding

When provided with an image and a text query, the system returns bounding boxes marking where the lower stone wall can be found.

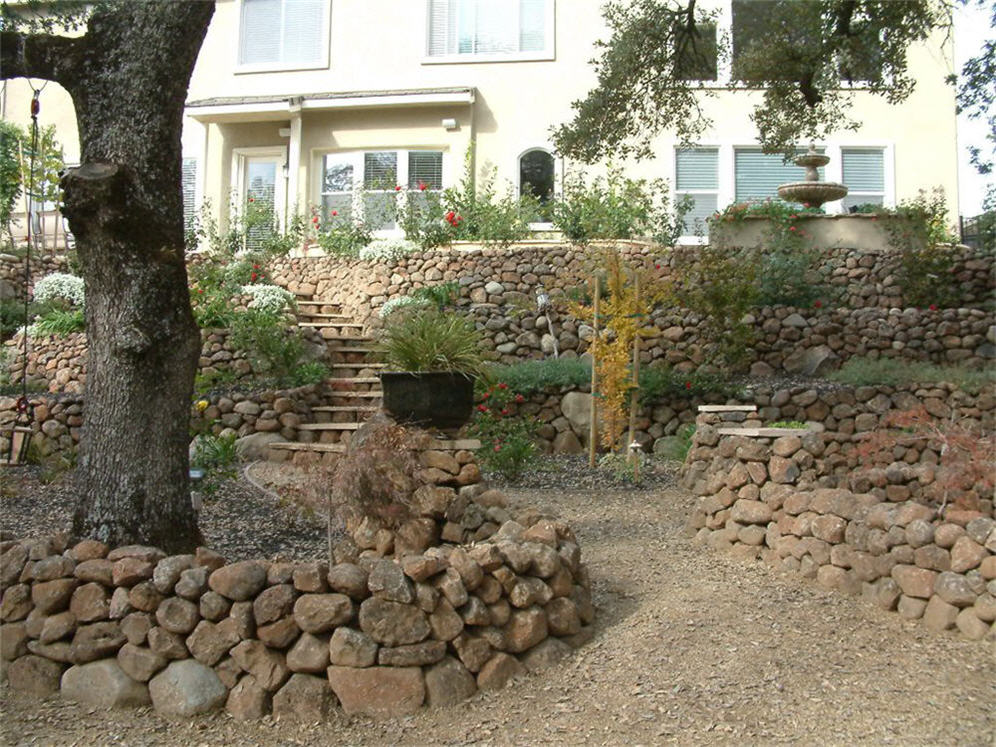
[5,380,994,466]
[683,410,996,641]
[0,476,593,718]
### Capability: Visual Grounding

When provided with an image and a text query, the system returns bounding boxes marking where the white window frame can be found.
[673,146,720,244]
[235,0,332,75]
[826,143,895,211]
[232,146,288,232]
[315,149,449,237]
[423,0,556,64]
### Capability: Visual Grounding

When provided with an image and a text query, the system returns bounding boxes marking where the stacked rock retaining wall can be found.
[0,472,593,718]
[683,408,996,641]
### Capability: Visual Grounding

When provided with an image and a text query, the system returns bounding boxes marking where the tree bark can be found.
[2,2,214,552]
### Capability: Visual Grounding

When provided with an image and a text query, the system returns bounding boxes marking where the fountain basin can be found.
[777,181,849,208]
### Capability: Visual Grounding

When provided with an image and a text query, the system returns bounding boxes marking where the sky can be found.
[954,1,993,216]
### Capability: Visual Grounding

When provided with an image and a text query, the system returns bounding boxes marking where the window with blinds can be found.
[239,0,327,68]
[675,148,718,235]
[321,150,445,232]
[734,148,823,202]
[427,0,552,59]
[408,152,444,190]
[182,158,197,232]
[841,148,885,211]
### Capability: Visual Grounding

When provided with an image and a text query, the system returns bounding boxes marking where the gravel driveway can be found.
[1,467,994,746]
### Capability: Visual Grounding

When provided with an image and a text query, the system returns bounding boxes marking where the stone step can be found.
[268,442,347,453]
[329,347,379,356]
[298,422,363,431]
[302,313,352,321]
[328,391,382,399]
[297,300,341,307]
[329,377,380,385]
[329,362,387,369]
[313,405,380,413]
[697,405,758,413]
[324,335,375,343]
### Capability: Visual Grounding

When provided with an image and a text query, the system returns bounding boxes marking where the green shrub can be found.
[190,432,239,497]
[638,364,738,404]
[468,382,538,481]
[227,309,311,387]
[290,361,330,387]
[315,217,372,258]
[828,357,995,394]
[31,308,85,337]
[709,200,830,308]
[674,246,759,370]
[1,298,31,339]
[551,165,690,247]
[487,358,591,394]
[886,189,960,308]
[410,282,460,309]
[395,147,537,250]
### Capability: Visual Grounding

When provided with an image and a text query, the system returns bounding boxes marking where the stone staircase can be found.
[269,297,383,462]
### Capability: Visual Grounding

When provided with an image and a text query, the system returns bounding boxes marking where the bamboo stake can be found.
[588,272,599,468]
[627,272,641,473]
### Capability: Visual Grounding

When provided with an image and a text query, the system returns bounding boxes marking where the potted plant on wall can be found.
[376,306,489,429]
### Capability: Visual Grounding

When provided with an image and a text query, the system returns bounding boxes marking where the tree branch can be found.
[0,30,80,87]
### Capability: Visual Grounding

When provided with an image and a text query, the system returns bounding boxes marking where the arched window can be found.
[519,149,555,208]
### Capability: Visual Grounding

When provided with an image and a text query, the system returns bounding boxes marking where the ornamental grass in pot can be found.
[376,306,489,429]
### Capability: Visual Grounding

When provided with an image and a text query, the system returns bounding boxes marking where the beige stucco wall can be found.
[1,0,960,232]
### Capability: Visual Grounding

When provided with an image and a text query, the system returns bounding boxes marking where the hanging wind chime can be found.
[4,88,43,465]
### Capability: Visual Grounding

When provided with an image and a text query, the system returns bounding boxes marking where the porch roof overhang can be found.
[185,86,476,123]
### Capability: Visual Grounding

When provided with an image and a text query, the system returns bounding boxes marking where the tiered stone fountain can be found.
[777,145,848,208]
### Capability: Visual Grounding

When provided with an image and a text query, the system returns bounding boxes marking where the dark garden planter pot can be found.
[379,371,475,429]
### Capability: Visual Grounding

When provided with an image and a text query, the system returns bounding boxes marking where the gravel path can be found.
[2,465,994,746]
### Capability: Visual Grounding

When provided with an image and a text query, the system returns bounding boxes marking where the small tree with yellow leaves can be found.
[572,249,671,453]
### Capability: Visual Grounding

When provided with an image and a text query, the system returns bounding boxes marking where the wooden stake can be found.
[627,272,641,469]
[588,273,599,468]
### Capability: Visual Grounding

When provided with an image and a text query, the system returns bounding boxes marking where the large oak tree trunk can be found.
[2,2,215,552]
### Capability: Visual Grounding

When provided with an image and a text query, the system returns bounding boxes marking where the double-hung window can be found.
[238,0,329,72]
[426,0,554,62]
[320,150,445,233]
[734,148,823,202]
[675,148,719,236]
[840,148,885,211]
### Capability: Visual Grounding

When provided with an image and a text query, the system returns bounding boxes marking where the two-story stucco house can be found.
[1,0,960,243]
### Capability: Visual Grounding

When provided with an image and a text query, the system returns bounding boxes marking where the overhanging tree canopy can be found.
[553,0,948,162]
[1,0,215,552]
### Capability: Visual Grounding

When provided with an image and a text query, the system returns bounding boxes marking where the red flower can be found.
[655,263,661,269]
[248,197,254,203]
[685,381,692,390]
[500,408,510,416]
[395,185,402,192]
[498,382,507,390]
[445,211,455,222]
[514,394,524,403]
[331,210,338,216]
[312,216,320,225]
[813,300,822,308]
[419,182,427,192]
[455,215,463,223]
[789,226,797,232]
[250,273,258,281]
[477,404,489,413]
[197,289,204,295]
[253,264,260,269]
[929,304,938,311]
[493,444,502,452]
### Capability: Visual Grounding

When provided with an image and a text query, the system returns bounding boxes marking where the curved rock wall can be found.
[682,409,996,641]
[0,482,593,718]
